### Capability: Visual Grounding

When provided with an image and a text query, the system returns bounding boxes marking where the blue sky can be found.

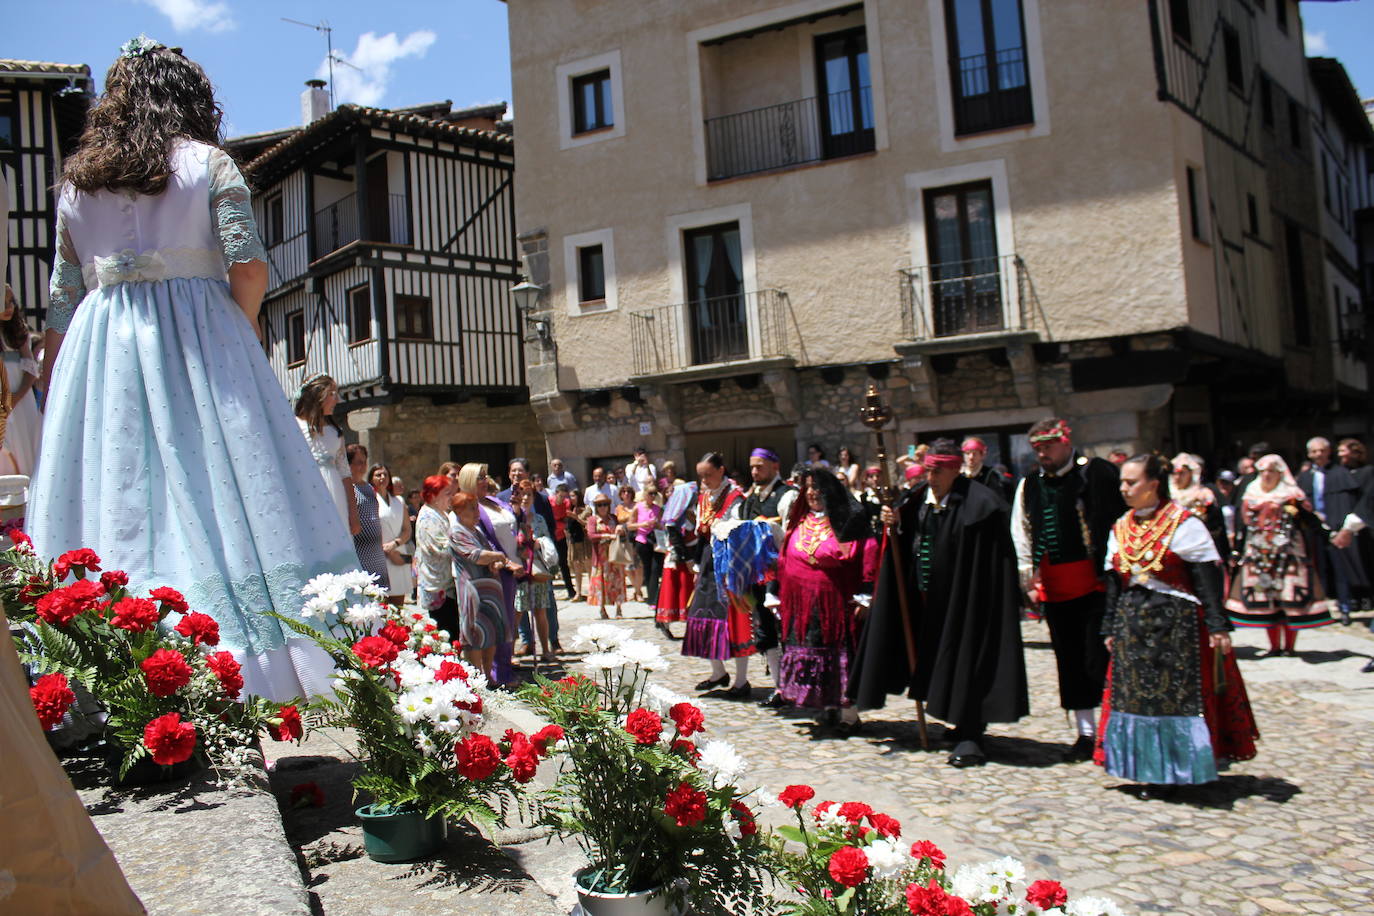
[3,1,1372,139]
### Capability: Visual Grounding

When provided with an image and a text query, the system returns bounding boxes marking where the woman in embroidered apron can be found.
[1098,454,1257,797]
[31,39,359,701]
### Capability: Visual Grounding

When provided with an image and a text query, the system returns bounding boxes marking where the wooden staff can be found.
[861,384,929,749]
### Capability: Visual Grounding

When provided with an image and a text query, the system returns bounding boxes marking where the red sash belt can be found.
[1038,557,1104,603]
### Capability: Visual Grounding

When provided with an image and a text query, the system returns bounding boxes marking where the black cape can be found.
[848,477,1029,726]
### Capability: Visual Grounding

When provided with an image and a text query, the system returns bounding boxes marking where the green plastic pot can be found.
[355,803,447,862]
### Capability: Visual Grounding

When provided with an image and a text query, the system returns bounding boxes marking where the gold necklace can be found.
[796,513,833,565]
[1114,502,1185,583]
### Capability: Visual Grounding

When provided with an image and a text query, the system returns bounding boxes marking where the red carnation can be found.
[729,800,758,837]
[671,738,700,762]
[352,635,400,669]
[504,732,540,783]
[378,621,410,647]
[1025,880,1068,910]
[35,579,104,625]
[29,672,76,730]
[455,733,502,780]
[905,879,972,916]
[9,528,32,551]
[270,705,304,742]
[869,812,902,838]
[100,569,129,592]
[174,612,220,646]
[668,701,705,737]
[149,586,189,615]
[624,707,663,745]
[434,660,468,683]
[827,845,869,888]
[54,548,101,580]
[143,712,197,765]
[531,724,564,756]
[838,801,873,824]
[909,840,947,870]
[205,651,244,699]
[663,781,708,827]
[110,597,160,632]
[140,648,193,697]
[778,784,816,809]
[290,781,325,809]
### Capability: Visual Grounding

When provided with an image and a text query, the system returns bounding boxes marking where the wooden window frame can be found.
[286,309,306,366]
[943,0,1035,137]
[1276,0,1288,34]
[347,282,373,346]
[1169,0,1192,46]
[1186,166,1204,241]
[577,244,606,304]
[394,293,434,341]
[264,193,285,248]
[1259,73,1274,128]
[1221,23,1244,95]
[571,69,613,135]
[1247,193,1260,237]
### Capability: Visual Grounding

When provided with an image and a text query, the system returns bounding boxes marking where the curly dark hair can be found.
[61,44,223,196]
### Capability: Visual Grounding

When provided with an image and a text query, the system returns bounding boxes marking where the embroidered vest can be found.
[1025,463,1091,566]
[697,484,742,537]
[742,479,794,519]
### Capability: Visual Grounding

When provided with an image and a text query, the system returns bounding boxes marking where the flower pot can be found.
[573,868,683,916]
[355,803,447,863]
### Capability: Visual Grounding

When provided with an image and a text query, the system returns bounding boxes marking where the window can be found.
[348,283,372,345]
[1288,100,1303,149]
[1222,24,1244,93]
[1285,221,1311,346]
[815,27,875,159]
[287,310,306,365]
[1260,74,1274,128]
[577,245,605,303]
[1276,0,1288,33]
[944,0,1034,136]
[1322,154,1331,211]
[1186,167,1204,241]
[684,222,747,365]
[572,69,613,134]
[1247,193,1259,236]
[924,181,1004,336]
[0,114,13,152]
[263,194,285,248]
[394,294,433,340]
[1170,0,1191,44]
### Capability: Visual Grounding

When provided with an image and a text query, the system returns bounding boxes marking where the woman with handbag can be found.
[511,480,556,663]
[370,463,413,607]
[589,493,627,618]
[616,484,643,601]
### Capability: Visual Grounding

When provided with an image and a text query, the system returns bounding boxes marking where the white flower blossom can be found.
[617,638,668,670]
[337,570,381,593]
[415,733,437,756]
[302,573,345,603]
[643,682,691,713]
[583,651,628,671]
[394,692,428,725]
[572,623,631,650]
[342,601,387,627]
[864,838,910,879]
[816,805,846,829]
[1065,897,1126,916]
[951,858,1024,904]
[755,789,782,809]
[697,739,747,787]
[299,595,338,620]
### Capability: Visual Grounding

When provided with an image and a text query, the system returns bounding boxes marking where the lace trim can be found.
[213,197,268,268]
[47,222,87,333]
[82,247,225,289]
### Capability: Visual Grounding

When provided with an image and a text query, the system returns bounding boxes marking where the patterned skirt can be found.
[589,561,626,606]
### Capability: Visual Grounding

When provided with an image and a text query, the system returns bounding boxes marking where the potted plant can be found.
[4,539,293,782]
[765,783,1129,916]
[274,572,554,862]
[519,623,773,915]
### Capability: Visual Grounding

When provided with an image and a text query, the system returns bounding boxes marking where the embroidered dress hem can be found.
[234,638,338,702]
[682,616,731,659]
[655,566,695,623]
[1226,599,1335,629]
[778,646,851,708]
[1102,712,1218,785]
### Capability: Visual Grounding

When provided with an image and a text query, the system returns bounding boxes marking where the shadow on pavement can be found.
[1106,773,1301,810]
[393,821,533,894]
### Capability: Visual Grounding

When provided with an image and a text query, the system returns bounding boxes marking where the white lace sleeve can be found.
[47,204,87,333]
[208,148,267,270]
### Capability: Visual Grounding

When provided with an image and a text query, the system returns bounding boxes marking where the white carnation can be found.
[302,573,344,602]
[617,638,668,671]
[336,570,380,593]
[572,623,630,650]
[342,601,387,627]
[583,651,628,671]
[643,682,690,713]
[1065,897,1126,916]
[755,789,782,809]
[697,739,747,787]
[864,838,910,879]
[300,595,338,620]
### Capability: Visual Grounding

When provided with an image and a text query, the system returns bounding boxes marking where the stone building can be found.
[504,0,1359,478]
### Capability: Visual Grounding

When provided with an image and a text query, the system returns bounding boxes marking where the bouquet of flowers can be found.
[518,623,772,914]
[766,785,1128,916]
[273,573,550,823]
[4,539,294,779]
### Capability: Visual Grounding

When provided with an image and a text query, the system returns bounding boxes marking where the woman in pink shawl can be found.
[1226,454,1334,654]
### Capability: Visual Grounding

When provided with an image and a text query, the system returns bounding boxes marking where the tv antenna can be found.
[281,17,360,109]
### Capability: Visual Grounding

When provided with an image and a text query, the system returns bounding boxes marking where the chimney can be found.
[301,79,330,126]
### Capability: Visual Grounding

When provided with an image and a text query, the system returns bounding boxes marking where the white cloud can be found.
[1305,30,1330,55]
[139,0,236,33]
[320,30,438,108]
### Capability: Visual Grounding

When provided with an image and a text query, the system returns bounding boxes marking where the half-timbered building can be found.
[1,59,93,325]
[229,98,542,488]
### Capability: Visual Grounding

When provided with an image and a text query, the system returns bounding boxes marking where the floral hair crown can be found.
[295,373,332,402]
[119,35,166,59]
[1029,422,1072,445]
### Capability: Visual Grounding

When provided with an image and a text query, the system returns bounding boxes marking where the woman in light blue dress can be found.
[31,39,359,700]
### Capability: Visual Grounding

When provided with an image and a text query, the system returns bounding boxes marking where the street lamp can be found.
[509,278,552,347]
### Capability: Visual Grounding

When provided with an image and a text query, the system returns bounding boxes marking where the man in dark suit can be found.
[1297,436,1365,625]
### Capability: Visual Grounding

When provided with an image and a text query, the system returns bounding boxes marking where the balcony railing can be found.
[952,48,1033,135]
[312,192,410,260]
[628,288,790,376]
[900,254,1027,341]
[705,88,874,181]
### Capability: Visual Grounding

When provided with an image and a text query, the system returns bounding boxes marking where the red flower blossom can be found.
[352,635,400,669]
[9,529,32,551]
[504,732,540,783]
[905,879,972,916]
[19,574,48,607]
[378,621,410,647]
[140,648,193,696]
[813,800,837,822]
[778,784,816,809]
[143,712,197,765]
[289,781,325,808]
[531,724,564,756]
[1025,880,1068,910]
[663,781,708,827]
[100,569,129,592]
[837,801,873,824]
[455,733,502,780]
[174,612,220,646]
[869,812,902,838]
[270,705,304,742]
[34,579,104,625]
[54,548,101,580]
[434,660,468,683]
[149,586,189,615]
[205,651,244,699]
[624,707,663,745]
[671,738,700,762]
[110,597,160,632]
[827,845,869,888]
[29,672,76,730]
[668,701,705,737]
[909,840,947,870]
[729,800,758,837]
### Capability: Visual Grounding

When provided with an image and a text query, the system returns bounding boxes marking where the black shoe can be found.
[723,682,753,700]
[1260,648,1284,659]
[655,621,672,638]
[1361,658,1374,674]
[833,718,862,738]
[947,739,987,768]
[695,674,729,691]
[1134,784,1177,801]
[1340,604,1353,626]
[1061,736,1094,763]
[1283,648,1298,658]
[819,708,839,727]
[758,690,789,709]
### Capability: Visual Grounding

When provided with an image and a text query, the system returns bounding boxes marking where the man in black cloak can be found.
[849,438,1028,767]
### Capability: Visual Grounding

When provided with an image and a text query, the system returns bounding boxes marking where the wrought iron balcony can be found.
[628,289,790,376]
[704,88,874,181]
[900,254,1028,341]
[312,192,411,260]
[952,48,1034,136]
